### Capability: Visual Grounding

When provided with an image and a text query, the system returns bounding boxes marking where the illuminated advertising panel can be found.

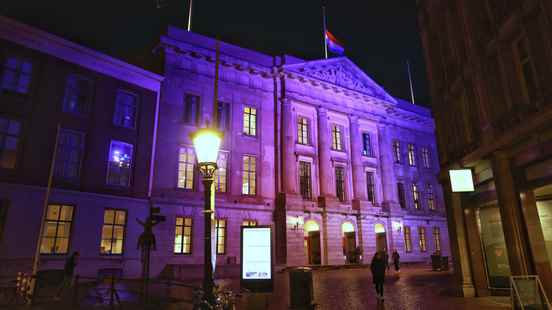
[449,169,475,192]
[241,226,273,292]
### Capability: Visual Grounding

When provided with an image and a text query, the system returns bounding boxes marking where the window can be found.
[0,117,21,169]
[362,133,373,156]
[177,147,195,190]
[335,166,346,202]
[39,204,74,254]
[215,152,228,192]
[216,219,227,255]
[107,140,133,187]
[113,90,138,129]
[433,227,441,253]
[404,226,412,253]
[427,184,436,210]
[393,140,401,163]
[297,117,310,145]
[516,37,538,104]
[243,106,257,136]
[242,155,256,195]
[331,125,343,151]
[55,129,84,182]
[100,209,126,255]
[412,183,421,209]
[366,172,376,204]
[419,226,427,252]
[397,183,406,209]
[183,94,201,125]
[408,144,416,166]
[216,101,230,130]
[242,219,257,227]
[62,74,92,114]
[421,147,431,168]
[174,217,192,254]
[1,56,32,94]
[299,161,312,200]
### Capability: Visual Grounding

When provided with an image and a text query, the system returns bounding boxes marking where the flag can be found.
[325,30,345,55]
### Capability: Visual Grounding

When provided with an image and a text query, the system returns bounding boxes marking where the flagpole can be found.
[322,5,328,59]
[407,60,416,104]
[187,0,193,31]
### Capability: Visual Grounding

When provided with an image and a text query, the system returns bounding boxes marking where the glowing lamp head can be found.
[191,127,223,164]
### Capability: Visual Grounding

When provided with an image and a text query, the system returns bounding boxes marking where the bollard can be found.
[72,275,79,308]
[289,267,313,309]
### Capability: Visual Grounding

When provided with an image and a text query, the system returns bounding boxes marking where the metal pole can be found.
[407,60,416,105]
[187,0,193,31]
[213,39,220,128]
[322,6,328,59]
[202,175,215,307]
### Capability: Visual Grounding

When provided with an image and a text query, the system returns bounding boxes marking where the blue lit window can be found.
[1,56,32,94]
[107,140,133,187]
[62,74,92,115]
[0,117,21,169]
[113,90,138,129]
[55,129,84,182]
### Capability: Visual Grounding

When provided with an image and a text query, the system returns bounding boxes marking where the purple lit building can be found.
[0,18,449,279]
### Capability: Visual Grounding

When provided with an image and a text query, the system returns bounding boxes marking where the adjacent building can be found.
[0,17,449,279]
[417,0,552,299]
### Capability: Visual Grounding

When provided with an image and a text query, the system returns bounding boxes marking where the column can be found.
[282,99,297,194]
[492,151,531,275]
[442,173,475,297]
[520,190,552,298]
[318,107,333,197]
[377,124,396,206]
[463,207,490,296]
[349,116,367,201]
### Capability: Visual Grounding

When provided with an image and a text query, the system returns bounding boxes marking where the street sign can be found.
[449,169,475,192]
[240,226,273,292]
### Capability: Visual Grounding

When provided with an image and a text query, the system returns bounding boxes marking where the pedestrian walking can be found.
[392,249,400,272]
[370,251,386,301]
[56,251,79,299]
[383,250,390,270]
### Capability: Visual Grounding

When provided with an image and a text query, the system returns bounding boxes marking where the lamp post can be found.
[191,127,223,307]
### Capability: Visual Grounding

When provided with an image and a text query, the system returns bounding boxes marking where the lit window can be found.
[39,204,74,254]
[62,74,92,114]
[215,152,228,192]
[362,133,373,156]
[408,144,416,166]
[1,56,32,94]
[397,183,406,209]
[100,209,126,255]
[174,217,192,254]
[183,94,200,125]
[331,125,343,151]
[404,226,412,253]
[0,117,21,169]
[393,140,401,164]
[421,147,431,168]
[299,161,312,200]
[177,147,195,190]
[419,226,427,252]
[516,37,538,104]
[216,101,230,130]
[335,166,346,202]
[113,90,138,129]
[242,219,257,227]
[55,129,84,182]
[242,155,256,195]
[433,227,441,253]
[366,172,376,204]
[412,183,420,209]
[297,117,310,145]
[243,106,257,136]
[427,184,435,210]
[216,219,226,255]
[107,140,133,187]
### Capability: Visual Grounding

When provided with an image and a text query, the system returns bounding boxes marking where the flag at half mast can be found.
[325,30,345,55]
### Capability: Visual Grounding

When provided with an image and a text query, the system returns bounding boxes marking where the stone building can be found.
[417,0,552,299]
[0,17,449,279]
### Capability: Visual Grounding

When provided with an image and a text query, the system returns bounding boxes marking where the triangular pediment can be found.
[284,57,397,103]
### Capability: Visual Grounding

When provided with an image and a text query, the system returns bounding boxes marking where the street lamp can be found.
[191,127,223,307]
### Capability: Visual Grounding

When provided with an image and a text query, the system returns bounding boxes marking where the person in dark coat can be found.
[392,249,401,272]
[56,251,79,298]
[370,251,386,300]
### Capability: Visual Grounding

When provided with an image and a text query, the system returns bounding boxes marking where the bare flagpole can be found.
[322,5,328,59]
[187,0,193,31]
[29,123,61,299]
[407,60,416,104]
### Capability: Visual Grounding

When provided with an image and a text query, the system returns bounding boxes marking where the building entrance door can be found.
[375,223,387,253]
[307,231,321,265]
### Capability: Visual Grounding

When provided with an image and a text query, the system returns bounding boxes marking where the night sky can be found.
[1,0,431,107]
